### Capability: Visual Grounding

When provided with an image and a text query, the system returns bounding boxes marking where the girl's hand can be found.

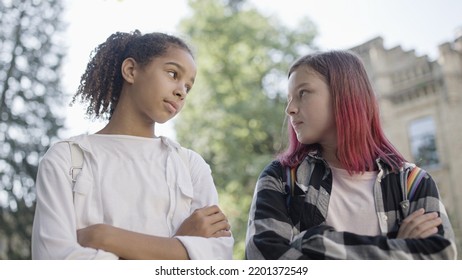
[397,208,442,239]
[174,205,231,238]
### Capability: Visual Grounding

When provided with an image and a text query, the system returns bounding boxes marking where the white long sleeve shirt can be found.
[32,134,234,259]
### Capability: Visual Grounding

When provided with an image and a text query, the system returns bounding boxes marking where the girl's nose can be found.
[285,99,297,115]
[174,85,187,100]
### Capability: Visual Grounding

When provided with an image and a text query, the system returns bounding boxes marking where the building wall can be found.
[351,35,462,257]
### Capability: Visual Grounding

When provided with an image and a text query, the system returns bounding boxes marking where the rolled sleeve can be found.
[175,235,234,259]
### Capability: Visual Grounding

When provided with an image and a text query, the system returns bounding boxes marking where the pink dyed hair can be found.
[278,50,405,172]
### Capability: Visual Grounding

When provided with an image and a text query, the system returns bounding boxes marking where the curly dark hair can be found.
[71,30,193,119]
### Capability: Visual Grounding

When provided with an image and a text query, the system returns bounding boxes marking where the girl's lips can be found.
[291,120,303,128]
[164,100,179,113]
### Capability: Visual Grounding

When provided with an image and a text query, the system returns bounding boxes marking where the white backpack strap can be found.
[67,141,84,182]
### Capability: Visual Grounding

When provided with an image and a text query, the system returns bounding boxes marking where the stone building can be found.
[350,33,462,256]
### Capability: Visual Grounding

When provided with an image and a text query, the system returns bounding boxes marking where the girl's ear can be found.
[121,58,137,84]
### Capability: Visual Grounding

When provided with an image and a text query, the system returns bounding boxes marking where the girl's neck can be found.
[96,93,158,137]
[321,145,343,169]
[97,112,156,138]
[324,155,343,169]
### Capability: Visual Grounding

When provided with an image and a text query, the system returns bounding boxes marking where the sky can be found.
[61,0,462,139]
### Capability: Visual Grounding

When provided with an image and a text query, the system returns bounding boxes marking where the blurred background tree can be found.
[0,0,66,259]
[176,0,317,259]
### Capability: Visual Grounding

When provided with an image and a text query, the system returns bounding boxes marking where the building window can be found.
[408,116,439,167]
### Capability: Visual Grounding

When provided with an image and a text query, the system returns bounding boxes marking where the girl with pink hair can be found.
[245,50,457,259]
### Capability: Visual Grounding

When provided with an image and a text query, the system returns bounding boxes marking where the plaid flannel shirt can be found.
[245,153,457,259]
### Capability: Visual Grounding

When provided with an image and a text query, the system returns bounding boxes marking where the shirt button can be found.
[382,214,388,221]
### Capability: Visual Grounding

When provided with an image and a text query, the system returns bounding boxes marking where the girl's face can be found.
[286,66,337,149]
[127,46,196,124]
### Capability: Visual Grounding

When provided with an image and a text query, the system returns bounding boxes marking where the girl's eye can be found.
[299,90,307,97]
[168,71,177,79]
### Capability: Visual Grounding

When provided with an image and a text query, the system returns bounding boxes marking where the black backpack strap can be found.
[285,166,296,213]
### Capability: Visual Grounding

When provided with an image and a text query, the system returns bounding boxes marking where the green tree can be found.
[0,0,66,259]
[175,0,317,258]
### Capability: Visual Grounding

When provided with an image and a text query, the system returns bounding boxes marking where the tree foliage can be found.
[176,0,317,258]
[0,0,66,259]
